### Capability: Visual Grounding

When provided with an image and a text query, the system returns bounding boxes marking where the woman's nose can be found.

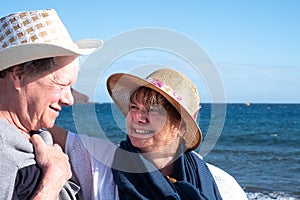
[135,109,149,124]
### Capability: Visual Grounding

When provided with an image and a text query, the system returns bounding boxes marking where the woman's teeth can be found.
[134,129,153,135]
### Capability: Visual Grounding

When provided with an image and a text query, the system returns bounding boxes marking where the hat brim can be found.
[0,39,102,71]
[107,73,202,151]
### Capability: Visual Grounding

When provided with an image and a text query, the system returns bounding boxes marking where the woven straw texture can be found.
[0,9,74,50]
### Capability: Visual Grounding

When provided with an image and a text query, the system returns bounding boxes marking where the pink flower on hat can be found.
[173,91,182,101]
[147,78,183,101]
[150,78,164,87]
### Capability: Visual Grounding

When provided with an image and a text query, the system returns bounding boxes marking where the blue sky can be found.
[1,1,299,103]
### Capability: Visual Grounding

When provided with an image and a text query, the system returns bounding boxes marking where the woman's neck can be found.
[143,151,176,176]
[160,162,174,176]
[142,138,182,176]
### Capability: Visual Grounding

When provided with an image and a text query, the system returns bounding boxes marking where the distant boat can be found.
[245,102,251,106]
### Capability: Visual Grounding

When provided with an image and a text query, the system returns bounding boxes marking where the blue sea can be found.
[55,103,300,200]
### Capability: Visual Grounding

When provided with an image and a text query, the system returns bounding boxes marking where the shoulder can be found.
[65,131,84,153]
[191,151,248,200]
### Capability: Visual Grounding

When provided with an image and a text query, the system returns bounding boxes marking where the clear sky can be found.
[1,0,299,103]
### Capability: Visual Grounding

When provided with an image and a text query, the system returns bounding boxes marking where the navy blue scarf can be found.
[112,138,222,200]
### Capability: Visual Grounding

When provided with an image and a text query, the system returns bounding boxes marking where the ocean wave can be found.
[246,191,299,200]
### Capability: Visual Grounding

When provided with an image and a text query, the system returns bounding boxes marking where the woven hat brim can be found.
[0,39,102,71]
[107,73,202,151]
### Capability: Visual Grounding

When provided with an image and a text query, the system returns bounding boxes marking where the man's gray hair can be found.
[0,57,55,78]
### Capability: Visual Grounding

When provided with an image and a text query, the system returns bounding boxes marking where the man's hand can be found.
[29,134,72,200]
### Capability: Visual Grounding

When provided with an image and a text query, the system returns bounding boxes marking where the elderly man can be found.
[0,9,101,199]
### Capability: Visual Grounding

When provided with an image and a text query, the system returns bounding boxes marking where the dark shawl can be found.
[112,138,222,200]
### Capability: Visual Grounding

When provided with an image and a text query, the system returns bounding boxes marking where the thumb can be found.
[30,134,46,152]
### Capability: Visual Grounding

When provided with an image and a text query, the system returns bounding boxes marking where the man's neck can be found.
[0,111,30,139]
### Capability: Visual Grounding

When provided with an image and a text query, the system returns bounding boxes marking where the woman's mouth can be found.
[133,128,155,135]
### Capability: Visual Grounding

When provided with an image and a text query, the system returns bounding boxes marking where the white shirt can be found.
[66,131,247,200]
[66,132,118,200]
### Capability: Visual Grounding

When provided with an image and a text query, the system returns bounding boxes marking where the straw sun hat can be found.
[0,8,102,71]
[107,68,202,151]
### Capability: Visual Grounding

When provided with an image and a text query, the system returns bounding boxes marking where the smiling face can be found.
[126,87,184,154]
[16,56,79,131]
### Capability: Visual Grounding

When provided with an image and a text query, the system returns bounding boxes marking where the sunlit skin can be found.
[9,56,79,136]
[126,94,182,155]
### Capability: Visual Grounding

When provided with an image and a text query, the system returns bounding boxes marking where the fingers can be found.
[30,134,63,154]
[30,134,45,147]
[30,135,72,188]
[29,136,72,198]
[30,134,69,172]
[31,134,63,151]
[30,134,46,153]
[53,143,63,152]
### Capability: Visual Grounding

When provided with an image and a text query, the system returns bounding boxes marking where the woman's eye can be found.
[149,108,159,113]
[150,105,167,116]
[149,106,161,115]
[129,104,138,111]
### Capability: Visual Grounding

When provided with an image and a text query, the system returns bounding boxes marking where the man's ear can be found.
[9,66,23,90]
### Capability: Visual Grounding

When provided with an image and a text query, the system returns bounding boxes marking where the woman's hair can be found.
[130,86,181,126]
[0,57,55,78]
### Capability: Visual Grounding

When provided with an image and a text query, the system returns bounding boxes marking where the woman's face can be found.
[126,90,182,154]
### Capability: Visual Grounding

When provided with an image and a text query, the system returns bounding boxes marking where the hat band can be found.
[146,78,182,101]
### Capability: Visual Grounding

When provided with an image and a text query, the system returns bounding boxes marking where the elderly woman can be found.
[50,68,247,200]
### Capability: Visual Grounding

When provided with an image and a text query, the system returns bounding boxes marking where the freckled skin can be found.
[126,97,181,154]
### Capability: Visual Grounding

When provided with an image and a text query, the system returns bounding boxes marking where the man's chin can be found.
[40,121,55,130]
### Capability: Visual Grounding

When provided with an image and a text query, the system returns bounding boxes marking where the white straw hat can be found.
[0,8,103,71]
[107,68,202,151]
